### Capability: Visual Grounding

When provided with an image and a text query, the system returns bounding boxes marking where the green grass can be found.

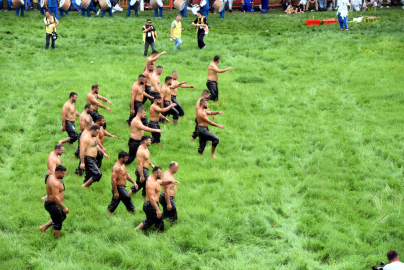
[1,7,404,270]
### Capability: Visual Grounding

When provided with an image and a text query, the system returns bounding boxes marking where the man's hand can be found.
[106,107,111,111]
[114,192,119,199]
[107,100,112,105]
[162,51,167,55]
[170,35,174,39]
[156,209,162,219]
[111,135,118,139]
[181,28,185,31]
[218,125,224,129]
[134,183,138,190]
[167,203,172,211]
[63,207,69,214]
[170,103,177,107]
[228,67,233,71]
[166,119,171,124]
[173,180,180,185]
[218,111,225,115]
[182,81,188,84]
[156,129,162,134]
[104,153,109,160]
[190,85,195,89]
[80,162,85,169]
[130,109,135,116]
[62,126,66,132]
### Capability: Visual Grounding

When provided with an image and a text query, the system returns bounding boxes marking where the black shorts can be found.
[148,121,161,144]
[44,199,66,231]
[142,200,164,232]
[206,80,219,101]
[171,95,184,117]
[198,126,219,154]
[45,174,50,184]
[65,120,78,143]
[130,168,150,196]
[163,101,179,120]
[143,86,152,104]
[84,156,102,184]
[159,193,177,222]
[107,185,136,213]
[127,138,141,165]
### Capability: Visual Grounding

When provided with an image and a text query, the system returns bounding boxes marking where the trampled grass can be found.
[0,6,404,269]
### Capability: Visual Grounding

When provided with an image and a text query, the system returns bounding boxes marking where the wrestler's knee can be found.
[70,132,78,143]
[93,171,102,181]
[212,137,219,147]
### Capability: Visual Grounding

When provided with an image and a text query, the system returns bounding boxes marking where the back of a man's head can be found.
[387,250,399,262]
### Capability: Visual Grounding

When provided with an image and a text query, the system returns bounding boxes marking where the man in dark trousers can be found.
[44,11,59,50]
[191,11,208,49]
[143,19,159,56]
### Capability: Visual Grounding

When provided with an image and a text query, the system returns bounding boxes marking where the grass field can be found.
[1,6,404,270]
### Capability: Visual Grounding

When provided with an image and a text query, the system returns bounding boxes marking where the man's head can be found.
[84,103,93,113]
[171,70,179,80]
[156,65,163,75]
[213,55,220,63]
[387,250,399,263]
[165,76,173,86]
[202,89,210,99]
[169,161,179,174]
[151,50,158,56]
[138,74,146,85]
[199,98,208,109]
[90,125,100,137]
[55,165,67,179]
[69,92,78,103]
[148,62,155,71]
[96,115,105,127]
[146,19,152,25]
[141,135,152,146]
[153,95,162,105]
[46,11,51,18]
[152,166,163,179]
[118,151,129,164]
[54,144,64,156]
[176,14,182,21]
[137,107,146,119]
[92,84,100,94]
[196,10,202,17]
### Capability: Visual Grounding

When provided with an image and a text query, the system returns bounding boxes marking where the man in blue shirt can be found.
[47,0,60,19]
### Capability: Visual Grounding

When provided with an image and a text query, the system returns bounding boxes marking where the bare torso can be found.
[47,151,62,175]
[162,171,177,197]
[150,72,161,93]
[98,127,105,145]
[87,92,99,110]
[171,79,179,96]
[84,134,98,158]
[46,175,65,202]
[149,104,160,122]
[63,101,77,122]
[143,69,152,87]
[137,145,151,169]
[114,162,128,186]
[162,84,172,102]
[133,82,144,102]
[208,62,219,81]
[130,118,145,140]
[146,175,160,202]
[196,107,208,127]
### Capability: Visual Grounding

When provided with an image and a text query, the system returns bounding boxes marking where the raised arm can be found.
[206,111,224,116]
[154,103,176,113]
[148,51,166,62]
[159,179,180,186]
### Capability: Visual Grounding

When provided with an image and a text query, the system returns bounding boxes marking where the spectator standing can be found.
[143,19,158,56]
[44,11,59,50]
[170,15,184,51]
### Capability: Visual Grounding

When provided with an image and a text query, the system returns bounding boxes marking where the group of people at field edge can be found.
[282,0,404,13]
[39,50,232,238]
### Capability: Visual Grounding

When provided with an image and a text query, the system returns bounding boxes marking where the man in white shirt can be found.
[384,250,404,270]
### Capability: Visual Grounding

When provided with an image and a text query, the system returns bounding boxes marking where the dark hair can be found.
[55,165,67,172]
[165,76,172,82]
[197,10,202,14]
[148,62,155,66]
[153,166,162,173]
[90,125,100,131]
[138,74,146,79]
[96,115,104,122]
[84,103,92,110]
[69,92,77,98]
[151,50,158,55]
[202,89,210,95]
[199,98,207,106]
[213,55,220,62]
[141,135,151,143]
[169,161,177,169]
[387,250,399,261]
[156,65,163,70]
[54,144,64,150]
[137,107,145,113]
[118,151,129,159]
[92,84,99,90]
[154,95,162,100]
[147,19,151,22]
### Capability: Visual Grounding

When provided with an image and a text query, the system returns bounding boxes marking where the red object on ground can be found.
[323,19,338,25]
[306,19,321,26]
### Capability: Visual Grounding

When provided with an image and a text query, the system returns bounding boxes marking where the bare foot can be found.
[180,116,184,120]
[190,137,195,142]
[41,196,46,202]
[81,184,89,190]
[210,154,218,158]
[132,210,138,215]
[198,153,203,156]
[107,211,112,216]
[39,226,47,234]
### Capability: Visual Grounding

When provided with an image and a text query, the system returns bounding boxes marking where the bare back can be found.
[208,62,219,82]
[143,69,152,87]
[63,101,77,121]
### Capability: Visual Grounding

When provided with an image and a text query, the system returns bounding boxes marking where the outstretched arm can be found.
[103,129,118,139]
[207,111,224,116]
[201,114,224,128]
[88,95,110,110]
[96,94,112,104]
[134,121,162,134]
[210,64,233,73]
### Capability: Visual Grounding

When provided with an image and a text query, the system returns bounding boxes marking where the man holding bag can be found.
[44,11,59,50]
